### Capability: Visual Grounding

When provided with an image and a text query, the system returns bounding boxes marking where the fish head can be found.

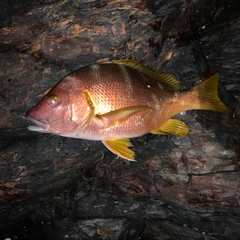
[26,76,89,135]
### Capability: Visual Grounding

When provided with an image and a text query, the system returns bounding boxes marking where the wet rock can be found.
[0,0,240,239]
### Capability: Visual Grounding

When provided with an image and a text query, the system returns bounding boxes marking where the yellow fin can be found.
[152,119,189,136]
[97,105,153,127]
[82,90,96,127]
[194,73,228,112]
[113,59,180,90]
[102,138,135,161]
[84,90,95,112]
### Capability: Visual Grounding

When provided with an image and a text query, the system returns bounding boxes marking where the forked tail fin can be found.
[193,73,228,112]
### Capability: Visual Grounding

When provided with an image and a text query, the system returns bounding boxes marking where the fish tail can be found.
[151,73,228,137]
[192,73,228,112]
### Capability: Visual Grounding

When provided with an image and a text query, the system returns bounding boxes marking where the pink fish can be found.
[26,59,228,160]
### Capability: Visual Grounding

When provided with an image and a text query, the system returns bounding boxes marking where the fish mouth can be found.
[26,115,49,132]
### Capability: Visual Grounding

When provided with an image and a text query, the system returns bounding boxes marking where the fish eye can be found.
[46,94,61,107]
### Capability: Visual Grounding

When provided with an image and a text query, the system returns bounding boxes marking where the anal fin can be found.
[102,138,135,161]
[152,119,189,136]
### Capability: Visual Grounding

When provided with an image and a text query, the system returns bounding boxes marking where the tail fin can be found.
[193,73,228,112]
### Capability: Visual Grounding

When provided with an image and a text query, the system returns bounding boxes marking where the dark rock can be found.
[0,0,240,239]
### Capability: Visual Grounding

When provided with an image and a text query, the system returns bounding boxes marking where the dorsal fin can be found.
[113,59,180,91]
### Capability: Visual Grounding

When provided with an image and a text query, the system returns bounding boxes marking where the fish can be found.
[26,59,228,161]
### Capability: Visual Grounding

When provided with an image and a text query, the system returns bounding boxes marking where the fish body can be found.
[26,59,228,160]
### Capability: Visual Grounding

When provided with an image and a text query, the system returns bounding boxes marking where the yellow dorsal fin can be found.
[102,138,135,161]
[97,105,153,128]
[151,119,189,136]
[113,59,180,90]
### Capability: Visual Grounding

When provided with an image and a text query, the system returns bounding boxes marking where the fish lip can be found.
[26,115,49,132]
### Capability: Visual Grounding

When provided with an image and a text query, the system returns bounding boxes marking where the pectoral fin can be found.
[98,105,153,128]
[102,138,135,161]
[152,119,189,136]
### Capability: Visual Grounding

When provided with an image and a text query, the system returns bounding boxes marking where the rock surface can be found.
[0,0,240,239]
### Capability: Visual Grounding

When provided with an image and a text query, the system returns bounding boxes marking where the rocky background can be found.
[0,0,240,239]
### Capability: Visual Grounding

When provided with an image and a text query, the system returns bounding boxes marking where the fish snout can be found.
[26,110,50,132]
